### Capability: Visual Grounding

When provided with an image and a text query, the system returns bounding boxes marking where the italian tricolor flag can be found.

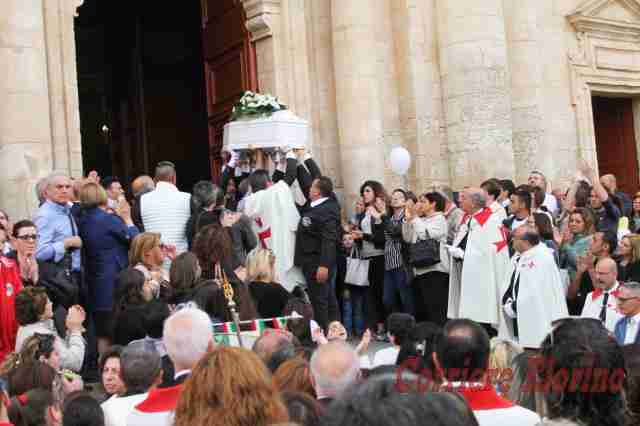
[222,322,237,334]
[272,317,286,330]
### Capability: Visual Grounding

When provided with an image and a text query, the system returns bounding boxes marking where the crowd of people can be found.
[0,148,638,426]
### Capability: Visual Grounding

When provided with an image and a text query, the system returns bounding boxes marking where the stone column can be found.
[0,0,55,218]
[504,0,545,185]
[436,0,515,188]
[331,0,387,202]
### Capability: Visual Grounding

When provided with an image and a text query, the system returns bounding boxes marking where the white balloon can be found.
[389,147,411,176]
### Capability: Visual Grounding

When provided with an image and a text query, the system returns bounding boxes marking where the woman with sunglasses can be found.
[128,232,176,300]
[6,220,39,286]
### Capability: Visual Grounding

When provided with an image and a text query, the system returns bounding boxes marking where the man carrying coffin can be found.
[447,188,511,333]
[242,149,304,291]
[499,226,568,348]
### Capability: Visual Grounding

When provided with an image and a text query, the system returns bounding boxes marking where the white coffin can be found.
[223,110,309,151]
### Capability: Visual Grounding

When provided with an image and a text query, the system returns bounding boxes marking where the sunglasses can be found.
[17,234,38,241]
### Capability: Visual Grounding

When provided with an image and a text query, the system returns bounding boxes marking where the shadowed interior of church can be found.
[74,0,257,193]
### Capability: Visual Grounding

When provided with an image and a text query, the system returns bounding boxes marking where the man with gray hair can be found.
[438,186,464,245]
[102,340,163,426]
[447,188,511,335]
[310,341,361,410]
[140,162,191,260]
[614,281,640,345]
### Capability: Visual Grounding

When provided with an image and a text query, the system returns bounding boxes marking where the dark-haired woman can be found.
[14,287,86,372]
[402,192,449,326]
[352,181,387,341]
[111,268,151,346]
[192,223,257,321]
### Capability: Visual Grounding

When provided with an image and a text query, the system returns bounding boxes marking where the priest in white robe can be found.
[243,153,304,291]
[499,226,568,348]
[447,188,511,329]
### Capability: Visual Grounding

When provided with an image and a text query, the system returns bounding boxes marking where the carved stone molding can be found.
[567,0,640,41]
[241,0,281,42]
[566,0,640,170]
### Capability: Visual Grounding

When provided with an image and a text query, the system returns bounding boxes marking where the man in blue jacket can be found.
[614,281,640,345]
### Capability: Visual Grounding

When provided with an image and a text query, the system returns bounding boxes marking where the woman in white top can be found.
[402,192,450,326]
[14,286,86,372]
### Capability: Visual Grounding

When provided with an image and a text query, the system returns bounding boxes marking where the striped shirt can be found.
[384,210,405,271]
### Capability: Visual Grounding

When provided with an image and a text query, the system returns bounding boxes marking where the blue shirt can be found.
[34,200,81,271]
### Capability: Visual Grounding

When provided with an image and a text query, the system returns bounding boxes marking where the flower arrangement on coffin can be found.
[230,91,287,121]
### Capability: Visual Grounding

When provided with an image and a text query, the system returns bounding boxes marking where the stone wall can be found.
[3,0,640,218]
[243,0,640,209]
[0,0,82,219]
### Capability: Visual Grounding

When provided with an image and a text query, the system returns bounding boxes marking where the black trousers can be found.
[365,255,386,330]
[302,264,340,332]
[413,271,449,326]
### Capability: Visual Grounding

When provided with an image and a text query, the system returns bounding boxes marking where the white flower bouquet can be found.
[230,91,287,121]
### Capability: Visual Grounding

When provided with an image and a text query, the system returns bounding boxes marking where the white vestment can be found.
[489,200,507,222]
[448,208,511,326]
[243,181,304,291]
[498,243,568,348]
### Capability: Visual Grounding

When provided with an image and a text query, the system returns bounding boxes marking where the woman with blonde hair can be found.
[618,234,640,281]
[174,346,289,426]
[489,338,523,396]
[128,232,175,299]
[246,248,291,318]
[77,181,139,351]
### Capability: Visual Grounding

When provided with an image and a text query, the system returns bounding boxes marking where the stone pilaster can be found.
[43,0,83,177]
[0,0,54,218]
[390,0,449,191]
[330,0,395,203]
[437,0,515,188]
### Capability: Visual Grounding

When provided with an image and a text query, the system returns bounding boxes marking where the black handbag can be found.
[38,254,79,308]
[409,233,441,268]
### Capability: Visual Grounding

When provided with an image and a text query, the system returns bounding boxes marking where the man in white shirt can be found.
[434,319,540,426]
[528,170,559,215]
[127,308,214,426]
[581,258,623,332]
[140,161,191,257]
[102,340,163,426]
[372,313,415,368]
[614,281,640,345]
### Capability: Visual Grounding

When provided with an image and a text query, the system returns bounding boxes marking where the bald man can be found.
[310,341,360,410]
[581,257,624,332]
[130,175,155,232]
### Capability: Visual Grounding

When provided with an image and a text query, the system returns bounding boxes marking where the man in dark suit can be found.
[614,281,640,345]
[294,176,340,331]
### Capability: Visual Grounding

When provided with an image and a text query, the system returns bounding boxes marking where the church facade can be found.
[2,0,640,218]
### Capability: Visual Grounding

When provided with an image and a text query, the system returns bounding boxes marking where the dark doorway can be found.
[75,1,211,192]
[592,96,640,195]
